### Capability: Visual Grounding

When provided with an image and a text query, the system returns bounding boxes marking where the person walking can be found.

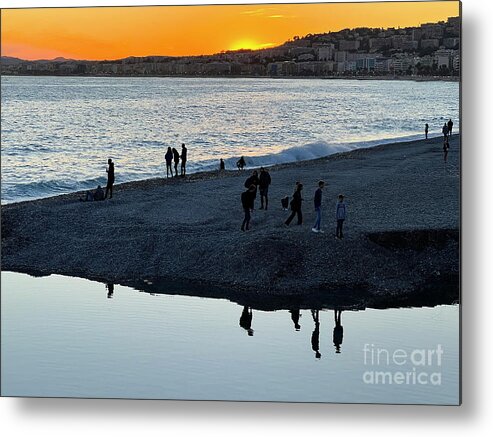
[172,147,180,177]
[237,156,246,171]
[244,170,259,209]
[258,167,271,210]
[447,119,453,137]
[180,143,187,176]
[425,123,429,140]
[105,158,115,199]
[335,194,347,239]
[312,180,325,233]
[241,185,256,231]
[165,147,173,178]
[285,183,303,226]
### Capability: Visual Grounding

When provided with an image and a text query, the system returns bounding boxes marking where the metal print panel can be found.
[0,1,461,404]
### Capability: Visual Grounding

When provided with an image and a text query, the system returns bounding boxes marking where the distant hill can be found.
[1,56,24,65]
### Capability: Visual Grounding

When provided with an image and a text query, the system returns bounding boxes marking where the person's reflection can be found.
[289,309,301,331]
[106,283,114,299]
[239,306,254,336]
[333,310,344,354]
[311,310,321,359]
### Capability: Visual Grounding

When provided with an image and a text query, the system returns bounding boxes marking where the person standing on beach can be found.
[241,185,256,231]
[180,143,187,176]
[335,194,347,239]
[165,147,173,178]
[172,147,180,177]
[244,170,259,209]
[258,167,271,210]
[442,123,449,144]
[237,156,246,171]
[285,183,303,226]
[425,123,429,140]
[447,119,454,137]
[105,158,115,199]
[219,158,225,171]
[312,180,325,233]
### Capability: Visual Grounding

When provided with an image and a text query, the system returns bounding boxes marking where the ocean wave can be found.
[2,132,448,204]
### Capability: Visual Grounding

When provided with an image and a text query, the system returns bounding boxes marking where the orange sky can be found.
[1,2,460,61]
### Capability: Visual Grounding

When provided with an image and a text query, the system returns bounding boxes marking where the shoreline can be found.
[1,73,460,83]
[1,135,460,304]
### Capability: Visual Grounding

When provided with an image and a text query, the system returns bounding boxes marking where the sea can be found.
[1,76,459,203]
[1,76,460,403]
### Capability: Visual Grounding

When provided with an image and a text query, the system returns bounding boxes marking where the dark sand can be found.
[1,135,460,305]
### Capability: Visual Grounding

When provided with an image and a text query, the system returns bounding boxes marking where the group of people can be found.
[240,306,344,356]
[241,171,347,239]
[165,143,188,178]
[81,158,115,202]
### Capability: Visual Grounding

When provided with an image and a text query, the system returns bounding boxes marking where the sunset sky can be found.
[1,1,460,61]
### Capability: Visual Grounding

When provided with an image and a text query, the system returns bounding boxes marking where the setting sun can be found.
[229,40,277,51]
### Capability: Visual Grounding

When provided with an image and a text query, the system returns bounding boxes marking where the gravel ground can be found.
[1,135,460,302]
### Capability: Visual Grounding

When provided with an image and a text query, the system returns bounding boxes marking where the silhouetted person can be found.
[290,309,301,331]
[172,147,180,177]
[165,147,173,178]
[241,185,256,231]
[336,194,347,239]
[106,283,114,299]
[425,123,429,140]
[105,159,114,199]
[239,306,254,336]
[285,183,303,226]
[447,119,453,136]
[237,156,246,171]
[333,310,343,353]
[442,123,448,143]
[443,136,450,162]
[258,167,271,210]
[312,180,325,233]
[219,158,225,171]
[94,185,105,201]
[81,185,103,202]
[311,310,321,359]
[244,170,259,209]
[180,143,187,176]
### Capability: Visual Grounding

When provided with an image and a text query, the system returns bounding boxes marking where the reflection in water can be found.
[106,283,114,299]
[239,306,254,336]
[311,310,321,359]
[289,309,301,331]
[1,272,459,403]
[333,310,344,354]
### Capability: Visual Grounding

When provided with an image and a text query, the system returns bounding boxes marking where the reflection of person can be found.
[106,283,114,299]
[333,310,343,353]
[311,310,321,359]
[239,306,254,336]
[289,309,301,331]
[105,158,115,199]
[443,136,449,162]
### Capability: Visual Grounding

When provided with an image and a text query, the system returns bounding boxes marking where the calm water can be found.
[1,272,460,404]
[1,76,459,203]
